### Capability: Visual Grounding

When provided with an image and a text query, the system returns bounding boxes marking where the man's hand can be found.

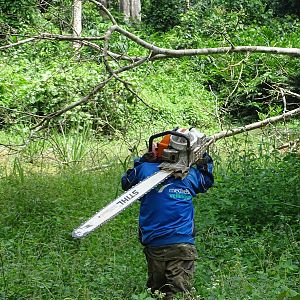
[196,152,213,173]
[141,151,157,163]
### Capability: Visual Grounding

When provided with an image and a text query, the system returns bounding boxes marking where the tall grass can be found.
[0,137,299,300]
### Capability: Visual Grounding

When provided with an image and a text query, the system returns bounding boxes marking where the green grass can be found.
[0,151,299,300]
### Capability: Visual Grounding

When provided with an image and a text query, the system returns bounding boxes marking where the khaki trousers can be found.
[143,243,198,299]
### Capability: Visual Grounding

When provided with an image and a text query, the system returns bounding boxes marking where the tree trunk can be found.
[120,0,131,21]
[120,0,141,21]
[73,0,82,50]
[130,0,141,21]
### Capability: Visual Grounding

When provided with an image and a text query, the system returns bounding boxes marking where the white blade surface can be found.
[72,170,172,238]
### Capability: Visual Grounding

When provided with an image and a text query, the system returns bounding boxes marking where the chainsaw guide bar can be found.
[72,170,172,238]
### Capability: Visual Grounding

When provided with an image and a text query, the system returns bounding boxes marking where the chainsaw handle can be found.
[148,130,191,152]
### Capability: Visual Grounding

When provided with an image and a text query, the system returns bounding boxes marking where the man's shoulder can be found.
[136,161,160,177]
[138,161,160,169]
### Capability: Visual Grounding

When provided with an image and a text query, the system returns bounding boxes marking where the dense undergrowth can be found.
[0,139,299,300]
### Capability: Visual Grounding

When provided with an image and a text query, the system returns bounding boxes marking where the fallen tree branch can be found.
[0,37,37,50]
[88,0,117,25]
[0,105,44,118]
[2,26,300,58]
[277,138,300,150]
[33,33,106,41]
[30,75,114,132]
[283,89,300,99]
[208,106,300,145]
[112,25,300,57]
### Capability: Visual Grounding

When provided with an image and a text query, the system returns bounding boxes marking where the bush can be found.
[143,0,187,32]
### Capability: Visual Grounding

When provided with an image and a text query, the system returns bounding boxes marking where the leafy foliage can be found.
[143,0,187,32]
[0,0,39,29]
[0,147,299,299]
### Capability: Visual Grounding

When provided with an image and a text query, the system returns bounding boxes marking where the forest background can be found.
[0,0,299,299]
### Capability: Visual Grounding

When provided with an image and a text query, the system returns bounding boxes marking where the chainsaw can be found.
[72,128,210,238]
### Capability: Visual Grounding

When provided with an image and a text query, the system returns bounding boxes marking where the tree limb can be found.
[0,37,37,50]
[113,25,300,57]
[208,106,300,145]
[0,105,44,118]
[88,0,117,25]
[277,138,300,150]
[3,25,300,59]
[30,75,114,132]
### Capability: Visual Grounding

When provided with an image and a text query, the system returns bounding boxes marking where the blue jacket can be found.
[121,155,214,247]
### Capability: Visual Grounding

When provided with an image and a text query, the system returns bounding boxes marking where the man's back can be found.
[121,159,214,246]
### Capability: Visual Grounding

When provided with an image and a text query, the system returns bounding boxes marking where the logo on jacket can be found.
[169,188,192,200]
[155,184,192,200]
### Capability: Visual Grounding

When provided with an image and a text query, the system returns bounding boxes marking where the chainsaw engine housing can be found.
[149,128,208,175]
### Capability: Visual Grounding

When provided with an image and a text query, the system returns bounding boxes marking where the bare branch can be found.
[3,25,300,59]
[114,56,149,74]
[284,89,300,99]
[280,88,287,114]
[88,0,117,25]
[0,38,37,50]
[152,45,300,58]
[44,76,113,119]
[0,105,44,118]
[82,40,139,61]
[113,26,300,57]
[277,138,300,150]
[208,106,300,145]
[226,62,244,103]
[31,33,105,41]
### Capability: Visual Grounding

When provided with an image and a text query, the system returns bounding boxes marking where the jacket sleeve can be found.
[121,157,142,191]
[193,153,214,193]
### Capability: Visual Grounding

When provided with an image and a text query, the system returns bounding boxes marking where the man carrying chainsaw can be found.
[121,128,214,300]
